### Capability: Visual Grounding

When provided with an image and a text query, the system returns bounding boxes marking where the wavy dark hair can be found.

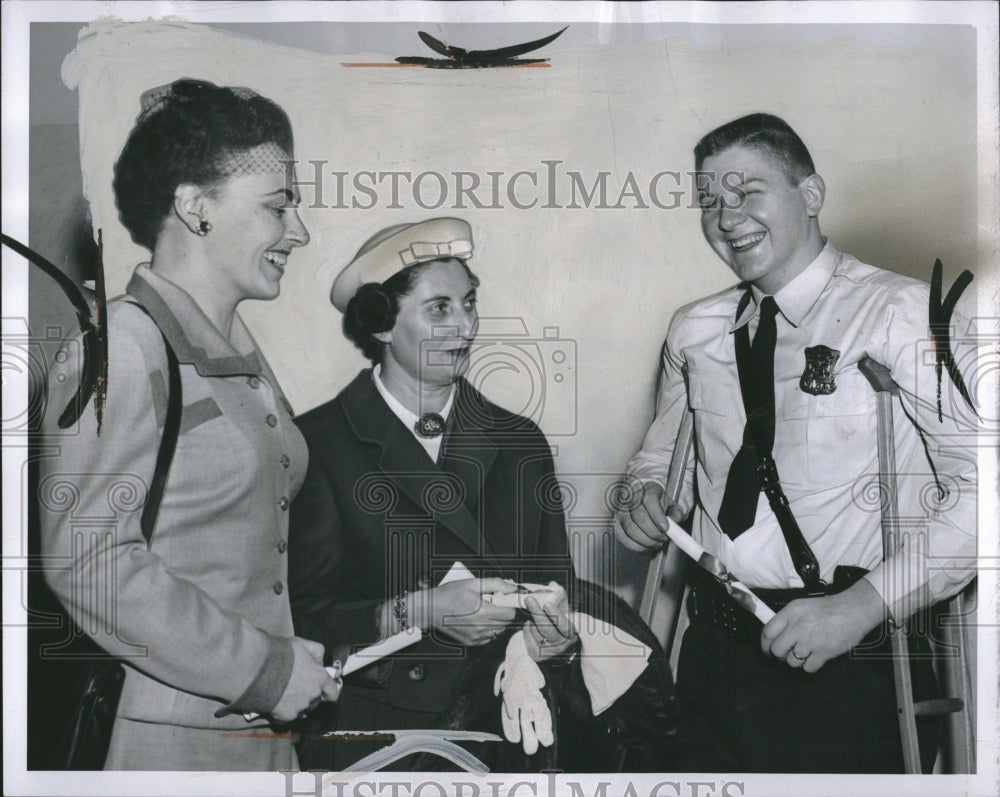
[694,112,815,186]
[113,79,294,250]
[343,259,480,364]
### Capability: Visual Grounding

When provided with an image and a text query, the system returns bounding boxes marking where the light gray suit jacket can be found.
[39,265,307,769]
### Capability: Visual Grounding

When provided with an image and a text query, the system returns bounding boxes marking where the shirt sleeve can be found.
[38,316,290,713]
[624,317,697,519]
[861,282,979,622]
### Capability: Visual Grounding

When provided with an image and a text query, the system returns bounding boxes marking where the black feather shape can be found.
[929,259,977,422]
[397,27,567,69]
[418,30,467,58]
[929,259,943,329]
[1,233,106,432]
[411,579,679,773]
[394,56,551,69]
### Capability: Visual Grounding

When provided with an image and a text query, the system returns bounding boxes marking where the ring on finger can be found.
[791,650,809,662]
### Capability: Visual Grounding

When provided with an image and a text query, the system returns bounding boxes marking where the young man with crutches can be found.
[617,113,978,773]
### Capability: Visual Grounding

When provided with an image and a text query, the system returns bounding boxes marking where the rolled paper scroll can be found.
[341,626,423,676]
[661,516,776,624]
[243,627,423,721]
[487,583,557,609]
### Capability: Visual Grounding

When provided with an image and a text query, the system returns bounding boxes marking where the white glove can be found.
[493,630,554,755]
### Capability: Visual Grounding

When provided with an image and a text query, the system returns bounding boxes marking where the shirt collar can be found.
[125,264,262,377]
[730,240,840,331]
[371,364,455,430]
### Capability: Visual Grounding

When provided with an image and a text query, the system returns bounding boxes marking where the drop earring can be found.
[197,220,212,236]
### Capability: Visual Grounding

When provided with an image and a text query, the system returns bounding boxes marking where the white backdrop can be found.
[64,18,982,586]
[4,4,998,795]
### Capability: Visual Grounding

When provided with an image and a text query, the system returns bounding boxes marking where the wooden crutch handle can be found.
[638,408,694,638]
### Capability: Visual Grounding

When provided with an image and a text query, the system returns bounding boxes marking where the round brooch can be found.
[414,412,446,438]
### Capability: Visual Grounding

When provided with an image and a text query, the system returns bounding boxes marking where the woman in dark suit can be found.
[288,218,581,769]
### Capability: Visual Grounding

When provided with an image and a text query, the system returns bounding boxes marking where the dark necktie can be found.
[718,294,779,538]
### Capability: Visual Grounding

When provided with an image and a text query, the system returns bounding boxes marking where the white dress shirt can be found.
[626,242,978,621]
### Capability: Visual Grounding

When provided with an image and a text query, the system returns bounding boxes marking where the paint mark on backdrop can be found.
[93,229,108,432]
[343,27,566,69]
[341,62,550,69]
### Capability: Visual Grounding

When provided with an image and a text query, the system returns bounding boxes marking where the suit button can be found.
[279,454,290,468]
[272,581,284,595]
[407,664,427,682]
[248,376,260,389]
[266,414,278,427]
[278,496,289,511]
[277,539,288,554]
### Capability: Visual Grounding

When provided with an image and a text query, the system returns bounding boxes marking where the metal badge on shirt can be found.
[800,345,841,395]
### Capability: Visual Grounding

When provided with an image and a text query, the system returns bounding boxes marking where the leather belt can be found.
[755,455,823,590]
[687,564,869,643]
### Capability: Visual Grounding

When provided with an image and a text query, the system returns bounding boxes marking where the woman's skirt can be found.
[104,717,297,771]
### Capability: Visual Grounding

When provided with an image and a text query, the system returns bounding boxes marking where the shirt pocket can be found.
[687,371,737,484]
[782,372,877,484]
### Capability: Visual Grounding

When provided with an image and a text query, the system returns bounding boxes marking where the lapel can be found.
[439,380,500,525]
[340,371,500,567]
[125,265,262,377]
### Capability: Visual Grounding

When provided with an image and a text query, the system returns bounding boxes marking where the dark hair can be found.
[343,259,480,364]
[694,113,815,186]
[113,79,294,250]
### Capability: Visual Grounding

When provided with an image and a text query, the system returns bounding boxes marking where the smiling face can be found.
[199,149,310,304]
[376,258,479,394]
[698,144,825,294]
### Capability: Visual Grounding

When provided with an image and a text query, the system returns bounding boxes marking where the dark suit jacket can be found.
[289,369,573,734]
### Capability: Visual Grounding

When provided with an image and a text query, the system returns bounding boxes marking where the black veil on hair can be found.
[113,79,294,250]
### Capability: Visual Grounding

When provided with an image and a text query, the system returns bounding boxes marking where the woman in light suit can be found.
[39,79,340,771]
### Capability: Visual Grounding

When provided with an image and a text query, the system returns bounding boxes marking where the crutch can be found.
[638,406,695,657]
[859,356,975,774]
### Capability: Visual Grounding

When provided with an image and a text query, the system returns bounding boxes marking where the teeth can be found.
[264,251,287,267]
[729,232,766,251]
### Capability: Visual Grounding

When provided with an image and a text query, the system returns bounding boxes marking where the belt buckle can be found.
[756,457,781,490]
[796,559,828,597]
